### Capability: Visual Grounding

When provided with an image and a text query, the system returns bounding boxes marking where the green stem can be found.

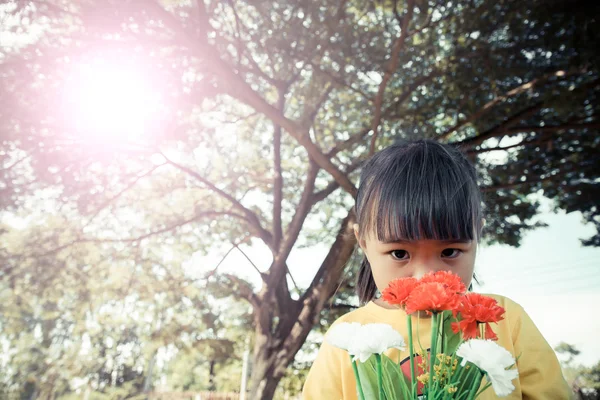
[350,356,366,400]
[407,315,417,399]
[474,381,492,398]
[456,364,476,394]
[466,371,484,400]
[429,312,440,396]
[449,361,467,387]
[376,353,385,400]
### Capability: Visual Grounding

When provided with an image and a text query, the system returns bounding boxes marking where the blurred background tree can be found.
[556,342,600,399]
[1,0,598,398]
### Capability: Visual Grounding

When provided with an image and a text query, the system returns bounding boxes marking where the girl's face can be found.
[354,225,477,301]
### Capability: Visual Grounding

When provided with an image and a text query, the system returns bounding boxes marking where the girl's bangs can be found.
[362,177,478,243]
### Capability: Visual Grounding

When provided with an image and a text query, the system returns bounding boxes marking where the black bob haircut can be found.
[355,139,483,304]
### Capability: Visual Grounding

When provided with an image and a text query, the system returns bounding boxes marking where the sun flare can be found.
[63,57,162,141]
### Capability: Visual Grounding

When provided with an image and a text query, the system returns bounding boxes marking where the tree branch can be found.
[82,163,166,228]
[223,273,260,308]
[439,69,579,141]
[266,161,320,297]
[234,243,266,281]
[226,1,279,86]
[303,83,335,128]
[299,209,356,308]
[454,78,600,149]
[271,209,356,377]
[327,126,371,157]
[193,0,211,38]
[216,64,357,196]
[215,111,259,125]
[392,69,440,112]
[310,158,365,205]
[33,211,243,259]
[309,62,372,102]
[1,154,32,172]
[326,70,436,159]
[160,153,274,248]
[481,170,571,193]
[203,236,258,280]
[287,269,300,293]
[502,122,600,135]
[369,0,416,155]
[482,159,598,194]
[273,88,286,251]
[238,53,279,87]
[466,122,600,154]
[205,242,238,279]
[35,0,80,19]
[145,1,357,198]
[453,102,544,149]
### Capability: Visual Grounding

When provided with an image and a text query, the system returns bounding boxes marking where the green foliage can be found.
[356,354,412,400]
[440,311,461,357]
[555,343,600,398]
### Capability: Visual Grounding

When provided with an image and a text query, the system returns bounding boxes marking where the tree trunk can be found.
[248,211,356,399]
[21,380,37,400]
[208,359,216,391]
[248,340,283,400]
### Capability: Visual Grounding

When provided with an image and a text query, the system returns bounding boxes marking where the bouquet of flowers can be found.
[327,271,518,399]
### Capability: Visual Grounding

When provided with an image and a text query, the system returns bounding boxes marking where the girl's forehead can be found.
[367,236,474,246]
[358,223,478,243]
[376,238,473,244]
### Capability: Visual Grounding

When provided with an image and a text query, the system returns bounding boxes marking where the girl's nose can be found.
[411,260,437,280]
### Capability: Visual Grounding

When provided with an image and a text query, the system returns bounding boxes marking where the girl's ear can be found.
[353,223,366,249]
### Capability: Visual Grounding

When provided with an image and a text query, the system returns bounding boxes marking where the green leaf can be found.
[440,310,462,356]
[356,354,412,400]
[449,360,484,396]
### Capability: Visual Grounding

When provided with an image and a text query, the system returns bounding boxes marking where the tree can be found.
[555,343,600,400]
[556,341,582,367]
[0,210,235,398]
[1,0,599,398]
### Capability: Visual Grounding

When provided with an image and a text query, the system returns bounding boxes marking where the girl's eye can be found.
[441,248,462,258]
[390,250,409,260]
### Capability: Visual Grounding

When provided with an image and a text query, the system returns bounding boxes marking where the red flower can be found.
[382,277,419,308]
[419,271,467,295]
[451,293,506,340]
[405,282,461,315]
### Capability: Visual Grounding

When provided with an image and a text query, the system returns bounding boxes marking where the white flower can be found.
[456,339,519,397]
[327,322,406,363]
[326,322,362,352]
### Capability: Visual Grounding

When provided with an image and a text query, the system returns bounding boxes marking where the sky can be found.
[473,207,600,367]
[188,200,600,367]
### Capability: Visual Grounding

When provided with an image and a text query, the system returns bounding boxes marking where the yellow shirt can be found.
[302,294,571,399]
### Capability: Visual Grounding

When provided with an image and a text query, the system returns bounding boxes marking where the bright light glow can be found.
[63,57,162,141]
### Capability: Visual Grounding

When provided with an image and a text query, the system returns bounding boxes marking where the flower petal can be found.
[331,323,406,364]
[326,322,361,352]
[456,339,518,397]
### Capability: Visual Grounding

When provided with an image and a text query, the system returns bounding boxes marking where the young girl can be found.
[302,139,571,399]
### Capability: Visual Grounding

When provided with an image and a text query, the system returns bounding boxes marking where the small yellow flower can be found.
[417,373,429,385]
[447,385,458,394]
